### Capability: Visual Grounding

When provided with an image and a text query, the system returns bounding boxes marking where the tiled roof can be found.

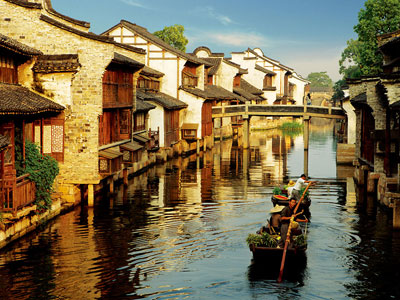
[112,52,144,69]
[233,87,258,101]
[135,98,156,112]
[192,46,224,57]
[223,59,248,74]
[141,66,164,78]
[180,86,209,98]
[0,83,64,115]
[0,134,10,151]
[118,20,212,66]
[180,85,245,102]
[39,15,145,54]
[137,89,187,110]
[240,79,263,95]
[247,48,292,72]
[4,0,41,8]
[202,57,222,75]
[43,0,90,28]
[350,92,367,106]
[0,33,42,56]
[33,54,80,73]
[255,64,276,75]
[204,85,243,100]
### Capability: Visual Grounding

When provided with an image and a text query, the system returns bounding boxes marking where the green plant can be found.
[293,234,307,247]
[246,232,278,248]
[278,122,303,137]
[272,186,282,195]
[17,140,59,211]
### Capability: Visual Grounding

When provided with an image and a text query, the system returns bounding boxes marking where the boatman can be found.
[291,174,313,201]
[278,199,306,247]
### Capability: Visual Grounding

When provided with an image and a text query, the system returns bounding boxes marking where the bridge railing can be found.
[212,104,345,119]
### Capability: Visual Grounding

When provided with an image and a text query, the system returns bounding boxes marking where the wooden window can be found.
[233,75,241,87]
[202,101,213,137]
[133,112,145,132]
[99,108,132,146]
[0,123,14,167]
[182,64,198,87]
[164,110,179,146]
[263,75,273,89]
[0,53,17,84]
[103,68,133,108]
[32,115,65,162]
[137,76,160,91]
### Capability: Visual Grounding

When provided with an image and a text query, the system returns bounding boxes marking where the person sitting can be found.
[268,205,284,234]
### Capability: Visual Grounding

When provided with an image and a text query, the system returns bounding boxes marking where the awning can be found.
[181,123,199,130]
[120,141,143,152]
[99,146,123,159]
[132,133,150,143]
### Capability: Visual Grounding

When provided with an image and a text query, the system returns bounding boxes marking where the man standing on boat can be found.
[291,174,313,201]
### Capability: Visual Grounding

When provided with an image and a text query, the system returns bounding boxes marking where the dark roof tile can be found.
[240,79,263,95]
[140,65,164,78]
[33,54,80,73]
[135,97,156,112]
[118,20,212,66]
[112,52,144,69]
[255,64,276,75]
[40,15,145,54]
[0,33,42,56]
[137,89,187,110]
[43,0,90,28]
[0,83,64,115]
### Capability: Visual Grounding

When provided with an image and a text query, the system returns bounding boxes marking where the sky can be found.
[51,0,367,82]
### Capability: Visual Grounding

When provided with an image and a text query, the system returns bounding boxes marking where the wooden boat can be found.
[271,193,311,208]
[249,243,307,273]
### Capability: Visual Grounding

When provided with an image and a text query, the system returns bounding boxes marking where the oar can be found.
[277,181,313,283]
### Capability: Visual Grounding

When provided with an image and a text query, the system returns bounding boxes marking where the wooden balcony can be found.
[1,174,36,212]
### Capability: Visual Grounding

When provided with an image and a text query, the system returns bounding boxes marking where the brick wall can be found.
[0,0,145,191]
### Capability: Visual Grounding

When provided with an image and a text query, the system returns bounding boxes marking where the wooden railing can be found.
[0,174,36,212]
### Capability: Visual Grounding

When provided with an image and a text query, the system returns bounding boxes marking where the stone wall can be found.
[1,0,145,201]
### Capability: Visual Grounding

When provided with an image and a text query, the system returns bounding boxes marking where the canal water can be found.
[1,121,400,300]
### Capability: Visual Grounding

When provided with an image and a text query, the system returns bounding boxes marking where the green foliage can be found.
[340,0,400,77]
[246,232,278,248]
[16,140,59,211]
[153,24,188,52]
[331,79,346,101]
[273,186,283,195]
[293,234,307,247]
[279,122,303,131]
[306,72,333,89]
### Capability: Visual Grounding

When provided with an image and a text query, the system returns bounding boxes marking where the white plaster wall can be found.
[216,61,237,91]
[196,50,209,58]
[147,103,166,147]
[180,91,204,139]
[149,58,182,98]
[343,100,356,144]
[36,72,74,108]
[289,77,307,104]
[196,64,205,90]
[263,91,277,104]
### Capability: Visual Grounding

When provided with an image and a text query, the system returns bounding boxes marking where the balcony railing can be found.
[1,174,36,212]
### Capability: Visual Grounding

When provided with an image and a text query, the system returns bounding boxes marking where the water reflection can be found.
[0,123,399,299]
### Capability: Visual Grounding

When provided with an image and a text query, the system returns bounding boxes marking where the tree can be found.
[306,72,333,89]
[153,24,188,52]
[340,0,400,77]
[332,79,346,101]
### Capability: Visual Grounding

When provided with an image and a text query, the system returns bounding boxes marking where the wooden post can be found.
[394,200,400,229]
[196,139,200,155]
[243,117,249,149]
[211,119,215,147]
[109,178,114,193]
[88,184,94,207]
[123,167,128,186]
[204,137,207,152]
[303,116,310,176]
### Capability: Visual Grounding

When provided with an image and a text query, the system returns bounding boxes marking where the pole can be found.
[277,181,312,282]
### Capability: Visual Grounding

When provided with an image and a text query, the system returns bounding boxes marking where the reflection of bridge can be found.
[212,103,346,176]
